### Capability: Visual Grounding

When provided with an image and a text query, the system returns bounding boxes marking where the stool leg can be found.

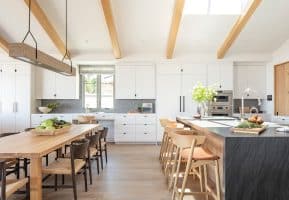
[159,132,166,160]
[214,160,221,200]
[165,143,174,177]
[199,166,204,193]
[204,164,209,200]
[172,149,182,200]
[169,147,179,190]
[180,154,193,200]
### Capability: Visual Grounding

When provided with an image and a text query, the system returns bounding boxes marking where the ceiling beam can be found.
[217,0,262,59]
[101,0,121,59]
[166,0,185,59]
[0,34,9,53]
[23,0,70,57]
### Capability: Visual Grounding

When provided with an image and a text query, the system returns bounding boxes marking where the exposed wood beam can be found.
[0,34,9,53]
[23,0,70,57]
[217,0,262,59]
[101,0,121,59]
[166,0,185,59]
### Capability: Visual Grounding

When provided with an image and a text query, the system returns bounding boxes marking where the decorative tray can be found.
[30,126,71,136]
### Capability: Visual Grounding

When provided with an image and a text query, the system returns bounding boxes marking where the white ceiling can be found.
[0,0,288,59]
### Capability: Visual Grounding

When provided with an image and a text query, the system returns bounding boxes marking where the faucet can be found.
[241,88,261,120]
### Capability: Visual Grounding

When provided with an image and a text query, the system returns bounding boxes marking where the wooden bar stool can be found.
[171,134,221,200]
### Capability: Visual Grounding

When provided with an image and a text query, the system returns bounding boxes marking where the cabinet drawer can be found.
[135,125,156,142]
[135,114,156,125]
[115,114,135,125]
[95,113,114,120]
[115,125,135,142]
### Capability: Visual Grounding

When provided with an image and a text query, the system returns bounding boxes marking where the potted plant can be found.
[192,83,217,117]
[38,103,59,114]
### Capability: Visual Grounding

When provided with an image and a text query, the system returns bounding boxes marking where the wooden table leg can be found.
[30,158,42,200]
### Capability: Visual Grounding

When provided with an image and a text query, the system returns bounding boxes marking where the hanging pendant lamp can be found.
[8,0,75,76]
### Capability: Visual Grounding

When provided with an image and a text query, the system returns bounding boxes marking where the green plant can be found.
[192,83,217,103]
[47,103,59,110]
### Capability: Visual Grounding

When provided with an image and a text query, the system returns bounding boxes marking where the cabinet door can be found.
[55,73,78,99]
[135,65,155,99]
[275,65,286,115]
[234,66,248,98]
[15,72,30,132]
[207,64,221,88]
[220,64,233,90]
[1,66,15,133]
[115,65,136,99]
[35,68,56,99]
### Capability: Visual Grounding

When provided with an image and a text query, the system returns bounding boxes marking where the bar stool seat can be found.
[181,147,219,161]
[42,158,86,175]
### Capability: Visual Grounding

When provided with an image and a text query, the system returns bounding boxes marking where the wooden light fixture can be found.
[9,0,75,76]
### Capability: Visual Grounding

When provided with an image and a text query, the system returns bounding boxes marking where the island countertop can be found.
[176,116,288,138]
[176,116,289,200]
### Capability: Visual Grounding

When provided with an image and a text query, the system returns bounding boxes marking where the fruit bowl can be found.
[38,107,52,114]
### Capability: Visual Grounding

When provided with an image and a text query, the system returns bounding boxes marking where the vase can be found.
[197,102,208,117]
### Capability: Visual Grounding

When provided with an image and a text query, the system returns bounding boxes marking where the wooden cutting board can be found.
[232,125,267,135]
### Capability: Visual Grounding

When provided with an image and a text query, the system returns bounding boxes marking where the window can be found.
[183,0,250,15]
[80,65,114,110]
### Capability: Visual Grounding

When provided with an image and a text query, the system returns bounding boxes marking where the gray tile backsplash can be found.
[233,99,265,113]
[40,99,155,113]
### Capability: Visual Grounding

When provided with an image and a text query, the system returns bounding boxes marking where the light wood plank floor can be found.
[11,144,206,200]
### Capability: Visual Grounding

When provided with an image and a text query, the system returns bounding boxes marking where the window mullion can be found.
[97,74,101,109]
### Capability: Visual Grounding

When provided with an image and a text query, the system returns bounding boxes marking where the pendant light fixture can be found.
[8,0,75,76]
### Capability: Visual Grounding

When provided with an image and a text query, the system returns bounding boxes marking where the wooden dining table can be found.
[0,124,99,200]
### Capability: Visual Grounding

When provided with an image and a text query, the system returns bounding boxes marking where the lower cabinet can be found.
[114,114,157,143]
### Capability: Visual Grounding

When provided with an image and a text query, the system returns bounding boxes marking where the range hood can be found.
[9,43,76,76]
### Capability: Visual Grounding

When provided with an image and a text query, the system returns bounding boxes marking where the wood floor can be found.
[11,144,206,200]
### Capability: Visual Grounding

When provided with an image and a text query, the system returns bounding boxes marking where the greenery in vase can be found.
[192,83,217,103]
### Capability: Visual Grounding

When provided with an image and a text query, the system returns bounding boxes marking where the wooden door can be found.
[275,64,286,115]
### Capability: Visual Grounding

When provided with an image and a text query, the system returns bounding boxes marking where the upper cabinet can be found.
[115,64,156,99]
[35,67,79,99]
[207,63,233,90]
[234,65,266,99]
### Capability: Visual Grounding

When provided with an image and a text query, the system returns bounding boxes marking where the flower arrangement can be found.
[192,83,217,117]
[192,83,217,103]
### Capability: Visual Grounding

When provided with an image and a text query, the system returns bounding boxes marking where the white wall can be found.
[265,39,289,116]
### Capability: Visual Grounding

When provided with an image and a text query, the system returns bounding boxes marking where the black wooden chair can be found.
[0,160,29,200]
[98,127,108,169]
[42,139,90,200]
[86,133,101,178]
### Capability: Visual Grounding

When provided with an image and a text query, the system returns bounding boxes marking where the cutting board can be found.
[232,125,267,135]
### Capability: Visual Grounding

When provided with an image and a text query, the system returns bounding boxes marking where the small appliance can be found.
[141,103,153,113]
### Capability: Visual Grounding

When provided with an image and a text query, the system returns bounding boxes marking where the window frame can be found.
[82,73,115,111]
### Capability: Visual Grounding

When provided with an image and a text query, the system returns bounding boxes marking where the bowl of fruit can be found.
[31,118,71,136]
[233,115,266,134]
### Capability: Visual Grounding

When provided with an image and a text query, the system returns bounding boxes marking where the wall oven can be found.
[209,90,233,116]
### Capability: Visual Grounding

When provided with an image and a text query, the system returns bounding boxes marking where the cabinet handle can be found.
[13,102,17,113]
[123,123,127,126]
[123,132,126,135]
[183,96,185,112]
[179,96,181,112]
[144,132,148,135]
[144,123,147,126]
[54,94,57,97]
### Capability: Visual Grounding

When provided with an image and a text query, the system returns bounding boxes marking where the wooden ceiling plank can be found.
[0,34,9,53]
[23,0,70,57]
[166,0,185,59]
[217,0,262,59]
[101,0,121,59]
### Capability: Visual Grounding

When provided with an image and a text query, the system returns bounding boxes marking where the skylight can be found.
[183,0,250,15]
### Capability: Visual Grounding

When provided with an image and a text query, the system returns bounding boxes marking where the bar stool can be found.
[171,133,221,200]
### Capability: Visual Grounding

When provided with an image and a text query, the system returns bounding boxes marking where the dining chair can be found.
[98,127,108,169]
[0,160,29,200]
[86,133,101,181]
[171,133,221,200]
[42,139,90,200]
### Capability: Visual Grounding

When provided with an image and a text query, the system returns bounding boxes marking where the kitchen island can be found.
[176,116,289,200]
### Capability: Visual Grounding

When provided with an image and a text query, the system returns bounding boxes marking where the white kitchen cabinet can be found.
[114,114,157,143]
[234,65,266,99]
[156,63,207,141]
[207,63,233,90]
[35,67,79,99]
[0,63,31,133]
[115,64,155,99]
